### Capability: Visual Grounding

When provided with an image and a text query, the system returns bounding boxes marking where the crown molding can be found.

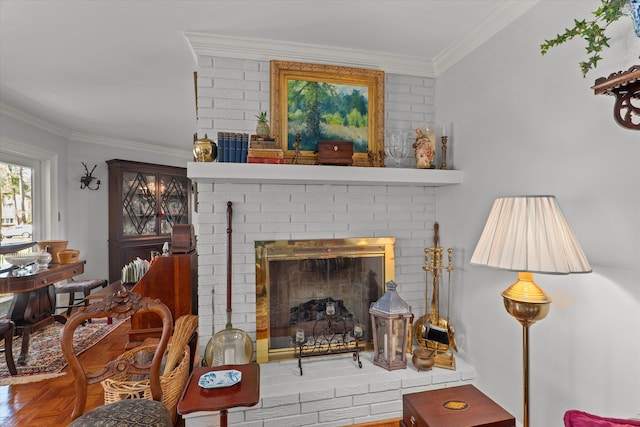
[68,132,192,160]
[0,102,71,139]
[1,102,190,159]
[0,135,58,159]
[186,1,538,78]
[185,31,435,78]
[433,0,540,75]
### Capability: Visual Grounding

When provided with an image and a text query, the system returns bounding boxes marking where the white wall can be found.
[0,110,193,279]
[436,1,640,424]
[62,137,191,279]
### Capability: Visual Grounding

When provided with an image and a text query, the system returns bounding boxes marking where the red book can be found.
[247,157,286,164]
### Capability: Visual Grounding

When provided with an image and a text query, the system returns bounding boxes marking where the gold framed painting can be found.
[270,60,385,167]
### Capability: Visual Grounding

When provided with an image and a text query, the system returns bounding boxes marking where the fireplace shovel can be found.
[204,201,254,366]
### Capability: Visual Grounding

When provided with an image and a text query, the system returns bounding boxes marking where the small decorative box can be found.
[317,140,354,166]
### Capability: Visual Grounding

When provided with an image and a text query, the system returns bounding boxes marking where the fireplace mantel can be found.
[187,162,463,186]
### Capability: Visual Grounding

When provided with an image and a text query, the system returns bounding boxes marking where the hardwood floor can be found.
[1,319,134,427]
[0,318,401,427]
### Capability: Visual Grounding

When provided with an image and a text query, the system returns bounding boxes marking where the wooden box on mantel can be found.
[317,140,353,165]
[401,385,515,427]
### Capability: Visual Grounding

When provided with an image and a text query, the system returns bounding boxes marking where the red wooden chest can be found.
[401,384,515,427]
[317,140,353,165]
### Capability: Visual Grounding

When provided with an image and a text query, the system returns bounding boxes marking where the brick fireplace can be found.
[185,44,471,427]
[187,163,474,426]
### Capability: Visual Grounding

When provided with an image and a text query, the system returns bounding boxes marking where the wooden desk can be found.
[177,363,260,427]
[401,384,515,427]
[0,261,86,364]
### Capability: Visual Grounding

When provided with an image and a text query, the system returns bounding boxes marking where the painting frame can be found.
[270,60,385,167]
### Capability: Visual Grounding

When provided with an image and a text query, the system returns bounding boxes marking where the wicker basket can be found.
[37,240,68,264]
[57,249,80,264]
[101,343,190,425]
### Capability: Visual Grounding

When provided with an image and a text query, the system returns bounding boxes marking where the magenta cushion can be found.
[564,410,640,427]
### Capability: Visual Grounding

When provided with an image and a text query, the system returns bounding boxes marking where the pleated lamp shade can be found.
[470,196,591,275]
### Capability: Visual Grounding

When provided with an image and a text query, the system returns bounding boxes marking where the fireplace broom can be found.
[203,201,254,366]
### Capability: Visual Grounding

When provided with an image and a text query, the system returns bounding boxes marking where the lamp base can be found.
[502,272,552,427]
[502,272,551,327]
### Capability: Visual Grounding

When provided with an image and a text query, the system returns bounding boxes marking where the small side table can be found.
[177,363,260,427]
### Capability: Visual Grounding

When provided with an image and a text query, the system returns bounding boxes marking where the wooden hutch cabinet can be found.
[107,159,191,283]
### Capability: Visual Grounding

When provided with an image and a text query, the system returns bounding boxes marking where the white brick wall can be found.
[196,55,436,167]
[196,182,438,349]
[189,55,470,426]
[190,180,472,426]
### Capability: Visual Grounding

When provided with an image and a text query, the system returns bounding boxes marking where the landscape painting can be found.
[270,60,384,167]
[287,79,369,153]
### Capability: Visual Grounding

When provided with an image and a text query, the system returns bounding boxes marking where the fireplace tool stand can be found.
[412,223,457,370]
[292,312,363,376]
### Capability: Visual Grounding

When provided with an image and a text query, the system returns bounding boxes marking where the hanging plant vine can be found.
[540,0,629,77]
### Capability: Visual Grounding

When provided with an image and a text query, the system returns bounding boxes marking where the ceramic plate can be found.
[168,199,182,215]
[198,370,242,389]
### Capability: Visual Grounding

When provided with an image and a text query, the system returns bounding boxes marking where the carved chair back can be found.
[61,290,173,420]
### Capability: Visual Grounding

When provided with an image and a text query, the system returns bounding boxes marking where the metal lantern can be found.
[369,281,412,371]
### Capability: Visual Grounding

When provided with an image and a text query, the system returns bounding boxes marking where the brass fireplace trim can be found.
[255,237,396,363]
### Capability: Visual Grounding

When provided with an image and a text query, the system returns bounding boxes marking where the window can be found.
[0,137,59,244]
[0,161,33,243]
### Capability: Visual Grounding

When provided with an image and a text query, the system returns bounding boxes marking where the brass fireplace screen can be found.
[255,237,395,363]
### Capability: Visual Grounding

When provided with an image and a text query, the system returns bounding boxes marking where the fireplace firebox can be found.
[255,237,395,363]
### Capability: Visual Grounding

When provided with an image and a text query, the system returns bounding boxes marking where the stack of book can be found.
[247,135,285,164]
[217,132,250,163]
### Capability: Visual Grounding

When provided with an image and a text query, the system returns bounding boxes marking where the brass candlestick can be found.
[440,136,448,170]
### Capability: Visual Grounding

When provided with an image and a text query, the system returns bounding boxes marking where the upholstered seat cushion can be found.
[68,399,171,426]
[55,279,107,293]
[564,410,640,427]
[55,279,108,316]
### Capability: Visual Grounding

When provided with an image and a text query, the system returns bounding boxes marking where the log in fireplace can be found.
[255,237,396,363]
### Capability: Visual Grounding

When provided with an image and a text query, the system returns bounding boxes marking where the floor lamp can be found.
[470,196,591,427]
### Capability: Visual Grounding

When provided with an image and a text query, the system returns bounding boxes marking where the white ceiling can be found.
[0,0,540,150]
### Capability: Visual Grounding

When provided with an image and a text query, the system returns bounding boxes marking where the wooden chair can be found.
[61,290,173,426]
[0,319,18,375]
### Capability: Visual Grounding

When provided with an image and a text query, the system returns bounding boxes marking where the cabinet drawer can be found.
[38,263,84,286]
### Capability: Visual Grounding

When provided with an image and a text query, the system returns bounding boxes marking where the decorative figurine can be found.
[413,127,435,169]
[293,133,302,164]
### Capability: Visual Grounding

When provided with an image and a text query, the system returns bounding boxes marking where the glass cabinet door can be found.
[122,171,158,236]
[158,174,189,235]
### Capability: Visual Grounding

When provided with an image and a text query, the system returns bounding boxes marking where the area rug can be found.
[0,317,125,385]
